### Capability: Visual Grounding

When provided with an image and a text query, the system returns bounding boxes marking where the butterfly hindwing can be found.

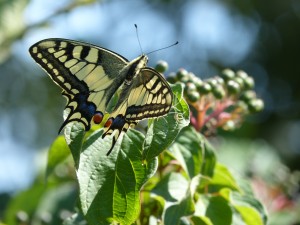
[102,67,173,154]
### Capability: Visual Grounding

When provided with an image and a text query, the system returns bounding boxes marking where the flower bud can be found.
[223,120,236,131]
[243,76,255,90]
[236,70,248,80]
[227,80,241,94]
[185,82,197,93]
[166,72,177,83]
[155,60,168,73]
[187,91,200,103]
[233,77,245,90]
[212,84,225,99]
[240,90,256,103]
[176,68,188,81]
[221,69,235,81]
[248,98,264,113]
[198,82,212,94]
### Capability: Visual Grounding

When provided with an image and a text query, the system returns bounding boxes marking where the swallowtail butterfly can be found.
[29,38,173,155]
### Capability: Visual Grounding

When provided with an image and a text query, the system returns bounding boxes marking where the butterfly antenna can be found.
[134,24,144,54]
[146,41,179,55]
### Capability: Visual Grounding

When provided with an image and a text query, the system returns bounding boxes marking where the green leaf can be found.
[201,138,217,177]
[234,205,263,225]
[169,126,216,179]
[150,172,194,225]
[190,215,213,225]
[168,126,202,178]
[33,182,78,225]
[151,172,189,202]
[76,128,158,225]
[143,83,190,160]
[163,192,195,225]
[208,163,240,193]
[4,183,48,225]
[205,196,232,225]
[46,135,70,178]
[4,181,76,225]
[63,212,87,225]
[231,187,267,225]
[64,122,85,169]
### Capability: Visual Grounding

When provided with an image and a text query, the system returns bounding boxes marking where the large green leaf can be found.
[73,128,158,225]
[143,83,190,160]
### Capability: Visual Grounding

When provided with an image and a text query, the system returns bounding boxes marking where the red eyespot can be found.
[104,118,114,127]
[93,112,103,124]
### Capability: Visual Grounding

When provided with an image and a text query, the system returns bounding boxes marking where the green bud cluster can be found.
[154,60,264,133]
[166,68,264,114]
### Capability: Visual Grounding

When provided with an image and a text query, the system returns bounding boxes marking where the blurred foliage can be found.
[0,0,28,63]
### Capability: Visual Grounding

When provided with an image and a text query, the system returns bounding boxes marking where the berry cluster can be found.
[155,61,264,135]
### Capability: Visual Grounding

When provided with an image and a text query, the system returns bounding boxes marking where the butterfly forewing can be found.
[29,38,130,130]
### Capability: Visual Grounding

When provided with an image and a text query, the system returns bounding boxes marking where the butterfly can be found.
[29,38,173,155]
